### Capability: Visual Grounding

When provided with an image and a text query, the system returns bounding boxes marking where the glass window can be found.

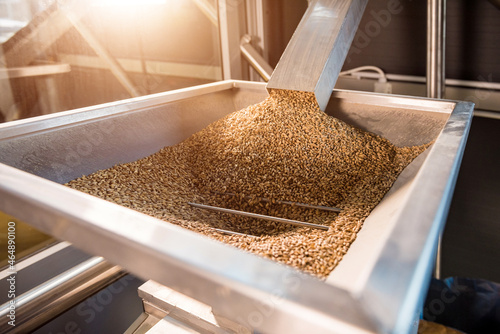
[1,0,222,122]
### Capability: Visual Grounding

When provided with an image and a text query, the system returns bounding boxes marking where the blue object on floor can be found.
[423,277,500,333]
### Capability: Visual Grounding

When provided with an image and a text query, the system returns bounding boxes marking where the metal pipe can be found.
[240,35,273,82]
[188,202,329,230]
[427,0,446,279]
[474,110,500,120]
[215,191,341,213]
[218,0,244,80]
[339,71,500,91]
[0,257,124,333]
[214,228,257,237]
[427,0,446,99]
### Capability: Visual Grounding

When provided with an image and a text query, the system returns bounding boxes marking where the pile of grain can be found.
[66,89,428,278]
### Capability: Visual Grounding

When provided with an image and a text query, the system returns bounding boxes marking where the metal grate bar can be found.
[214,192,341,213]
[188,202,329,231]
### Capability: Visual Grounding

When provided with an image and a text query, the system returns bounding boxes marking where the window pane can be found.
[1,0,222,122]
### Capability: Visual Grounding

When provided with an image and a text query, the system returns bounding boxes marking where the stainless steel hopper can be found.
[0,80,473,333]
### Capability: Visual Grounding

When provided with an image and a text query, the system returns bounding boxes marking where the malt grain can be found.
[66,89,428,278]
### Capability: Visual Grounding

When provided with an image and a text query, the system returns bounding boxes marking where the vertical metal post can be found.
[427,0,446,279]
[245,0,268,81]
[218,0,244,80]
[37,76,62,115]
[427,0,446,99]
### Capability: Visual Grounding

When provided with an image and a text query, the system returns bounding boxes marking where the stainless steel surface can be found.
[0,63,70,80]
[267,0,368,110]
[427,0,446,99]
[147,317,200,334]
[0,256,124,333]
[367,100,471,333]
[125,313,157,334]
[215,192,342,213]
[188,202,329,231]
[240,34,273,81]
[137,280,248,334]
[0,80,473,333]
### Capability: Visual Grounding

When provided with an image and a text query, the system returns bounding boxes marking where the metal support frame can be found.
[37,76,62,115]
[0,62,70,116]
[2,5,74,67]
[2,1,140,99]
[240,34,273,81]
[57,54,221,81]
[246,0,267,60]
[244,0,268,82]
[218,0,244,80]
[0,3,77,121]
[427,0,446,99]
[0,80,474,333]
[0,63,71,80]
[133,280,248,334]
[427,0,447,279]
[217,0,270,82]
[0,256,124,333]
